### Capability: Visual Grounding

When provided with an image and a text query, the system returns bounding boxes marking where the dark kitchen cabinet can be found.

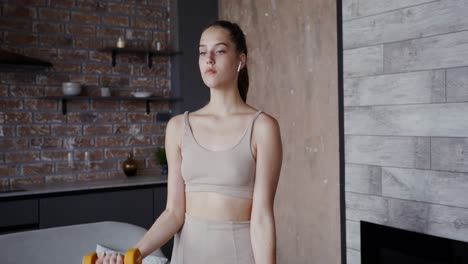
[0,184,167,232]
[39,188,155,229]
[0,199,39,233]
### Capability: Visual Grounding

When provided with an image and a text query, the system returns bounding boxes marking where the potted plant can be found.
[101,79,111,97]
[155,147,167,175]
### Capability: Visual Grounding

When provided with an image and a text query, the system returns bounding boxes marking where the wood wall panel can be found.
[219,1,341,263]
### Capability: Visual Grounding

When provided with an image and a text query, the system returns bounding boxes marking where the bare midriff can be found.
[185,192,253,221]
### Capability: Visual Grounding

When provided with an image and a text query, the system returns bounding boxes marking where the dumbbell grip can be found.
[82,248,142,264]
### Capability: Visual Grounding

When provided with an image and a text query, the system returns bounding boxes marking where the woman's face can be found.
[199,26,244,89]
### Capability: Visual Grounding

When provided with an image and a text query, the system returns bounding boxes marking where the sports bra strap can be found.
[184,110,262,131]
[251,110,263,125]
[247,110,263,137]
[183,111,191,134]
[183,110,262,147]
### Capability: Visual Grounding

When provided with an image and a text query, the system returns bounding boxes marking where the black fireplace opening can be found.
[361,221,468,264]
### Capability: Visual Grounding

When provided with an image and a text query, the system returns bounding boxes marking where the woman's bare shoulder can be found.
[252,111,282,158]
[251,111,281,148]
[170,112,186,122]
[166,113,185,131]
[165,113,186,148]
[255,111,280,133]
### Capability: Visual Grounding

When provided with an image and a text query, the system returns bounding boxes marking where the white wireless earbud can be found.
[237,62,242,72]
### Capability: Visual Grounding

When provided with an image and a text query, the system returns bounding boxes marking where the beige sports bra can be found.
[181,110,263,199]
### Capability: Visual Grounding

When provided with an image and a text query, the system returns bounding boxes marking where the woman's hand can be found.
[96,252,124,264]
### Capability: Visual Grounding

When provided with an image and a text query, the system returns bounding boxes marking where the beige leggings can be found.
[170,213,255,264]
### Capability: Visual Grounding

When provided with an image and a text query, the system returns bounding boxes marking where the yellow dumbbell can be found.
[82,248,142,264]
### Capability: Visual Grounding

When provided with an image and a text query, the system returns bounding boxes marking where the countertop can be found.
[0,175,168,199]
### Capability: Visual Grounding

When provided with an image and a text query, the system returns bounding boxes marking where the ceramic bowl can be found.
[62,82,81,96]
[131,92,152,98]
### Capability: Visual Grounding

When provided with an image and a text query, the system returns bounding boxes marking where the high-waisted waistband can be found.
[184,213,250,228]
[171,213,255,264]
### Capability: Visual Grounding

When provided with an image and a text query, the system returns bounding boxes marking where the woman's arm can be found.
[133,114,187,258]
[250,114,283,264]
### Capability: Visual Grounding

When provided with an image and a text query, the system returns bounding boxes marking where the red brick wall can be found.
[0,0,171,187]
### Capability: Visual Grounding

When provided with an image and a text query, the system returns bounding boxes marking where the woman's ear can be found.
[238,53,247,70]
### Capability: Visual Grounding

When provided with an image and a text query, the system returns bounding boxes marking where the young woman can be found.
[98,20,282,264]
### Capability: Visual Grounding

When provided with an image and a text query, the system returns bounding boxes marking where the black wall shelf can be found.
[40,96,182,115]
[0,49,52,68]
[97,47,180,68]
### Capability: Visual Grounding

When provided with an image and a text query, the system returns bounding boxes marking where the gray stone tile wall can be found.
[345,135,430,169]
[343,45,383,78]
[345,164,382,195]
[346,192,468,242]
[383,30,468,73]
[344,0,468,49]
[345,103,468,137]
[346,249,360,264]
[344,70,445,106]
[342,0,435,21]
[447,67,468,102]
[431,138,468,172]
[343,0,468,263]
[382,167,468,207]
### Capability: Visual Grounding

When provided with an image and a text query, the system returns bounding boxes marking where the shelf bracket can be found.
[61,98,68,115]
[146,99,151,114]
[147,52,153,68]
[111,50,116,67]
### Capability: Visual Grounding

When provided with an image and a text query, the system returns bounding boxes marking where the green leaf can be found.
[154,147,167,165]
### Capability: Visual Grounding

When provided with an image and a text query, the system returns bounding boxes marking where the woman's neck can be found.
[206,86,245,115]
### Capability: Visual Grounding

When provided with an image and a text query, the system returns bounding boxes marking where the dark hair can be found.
[204,20,249,102]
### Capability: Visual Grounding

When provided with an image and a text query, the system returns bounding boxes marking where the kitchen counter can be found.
[0,175,168,199]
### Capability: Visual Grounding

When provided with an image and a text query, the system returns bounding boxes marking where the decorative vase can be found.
[122,152,137,177]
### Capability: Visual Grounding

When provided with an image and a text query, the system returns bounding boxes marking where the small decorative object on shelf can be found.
[62,82,81,96]
[122,152,138,177]
[131,91,152,98]
[152,39,162,51]
[116,36,126,48]
[84,151,91,171]
[96,46,179,68]
[155,147,167,175]
[67,152,74,168]
[101,80,111,97]
[39,95,182,115]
